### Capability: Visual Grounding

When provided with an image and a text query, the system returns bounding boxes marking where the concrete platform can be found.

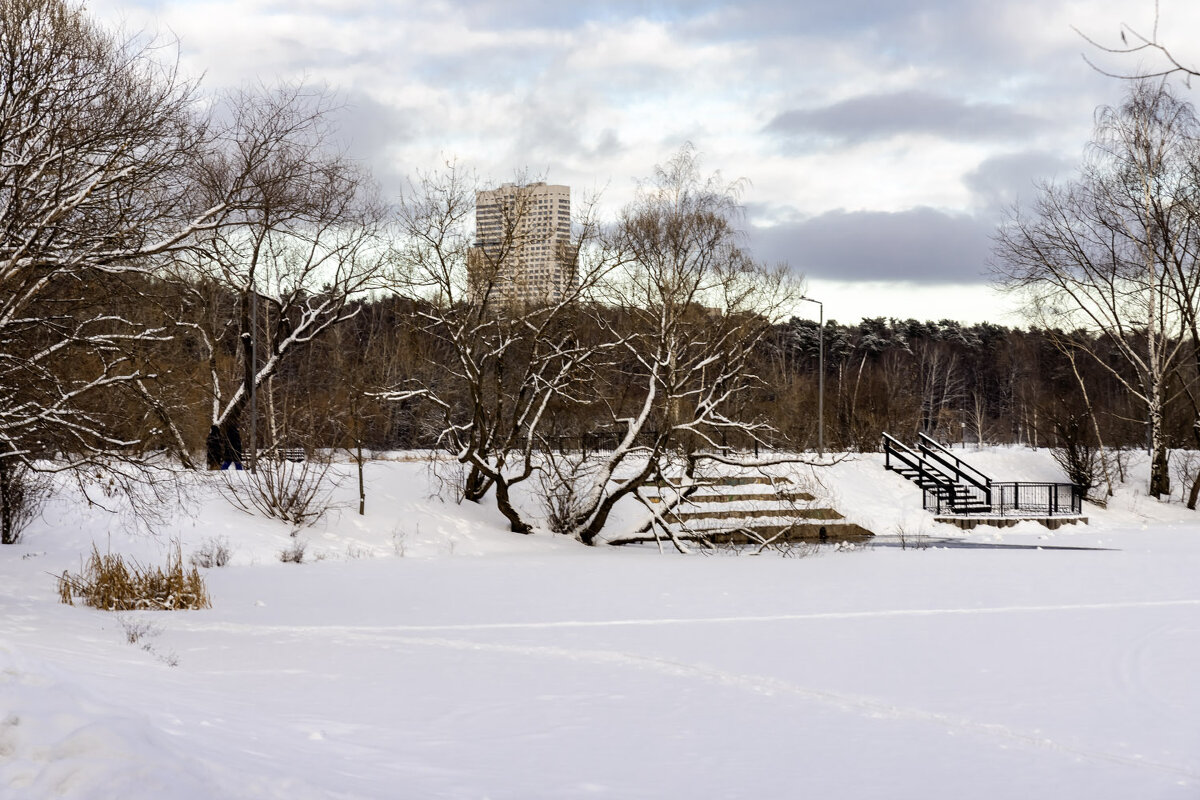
[934,515,1088,530]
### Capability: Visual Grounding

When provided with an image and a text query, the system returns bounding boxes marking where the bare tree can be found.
[382,166,612,533]
[0,0,236,525]
[1076,7,1200,504]
[176,85,387,470]
[549,145,806,547]
[322,306,395,515]
[994,80,1200,498]
[1077,2,1200,84]
[915,338,964,440]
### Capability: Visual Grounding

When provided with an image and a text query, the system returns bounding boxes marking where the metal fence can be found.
[924,482,1083,516]
[991,482,1083,516]
[922,485,989,515]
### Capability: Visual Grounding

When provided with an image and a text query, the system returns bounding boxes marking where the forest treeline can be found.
[24,272,1165,478]
[177,300,1162,460]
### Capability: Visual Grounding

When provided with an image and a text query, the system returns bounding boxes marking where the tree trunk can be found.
[494,478,532,534]
[205,420,244,470]
[1148,389,1170,499]
[357,440,366,516]
[0,459,16,545]
[463,463,491,503]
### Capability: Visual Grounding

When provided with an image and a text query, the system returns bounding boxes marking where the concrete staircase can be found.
[610,474,874,546]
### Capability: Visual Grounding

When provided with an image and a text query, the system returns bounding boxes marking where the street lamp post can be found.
[798,296,824,456]
[249,285,257,473]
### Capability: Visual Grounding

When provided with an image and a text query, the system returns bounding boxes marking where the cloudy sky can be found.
[90,0,1200,325]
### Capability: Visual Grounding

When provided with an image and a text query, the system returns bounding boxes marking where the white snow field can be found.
[2,449,1198,799]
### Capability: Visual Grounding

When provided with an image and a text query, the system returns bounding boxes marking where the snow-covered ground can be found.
[2,448,1198,799]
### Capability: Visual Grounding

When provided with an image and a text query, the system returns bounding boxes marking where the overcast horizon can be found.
[90,0,1200,325]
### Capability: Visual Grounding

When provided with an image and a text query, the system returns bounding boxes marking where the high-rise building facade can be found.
[472,182,573,306]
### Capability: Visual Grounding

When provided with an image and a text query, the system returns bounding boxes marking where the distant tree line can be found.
[259,308,1169,460]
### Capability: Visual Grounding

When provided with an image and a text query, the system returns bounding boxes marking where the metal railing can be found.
[884,433,960,495]
[917,434,993,493]
[886,433,1083,517]
[990,482,1083,516]
[926,481,1082,516]
[922,484,990,514]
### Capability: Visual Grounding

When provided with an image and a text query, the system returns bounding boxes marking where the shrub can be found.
[279,538,306,563]
[222,455,337,527]
[1049,413,1099,499]
[0,459,49,545]
[118,614,160,644]
[534,453,596,534]
[58,546,211,610]
[117,614,179,666]
[189,537,231,568]
[894,521,930,550]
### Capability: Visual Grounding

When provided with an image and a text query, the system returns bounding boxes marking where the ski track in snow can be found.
[368,634,1200,783]
[174,597,1200,635]
[168,598,1200,783]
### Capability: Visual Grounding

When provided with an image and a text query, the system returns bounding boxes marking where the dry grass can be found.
[58,545,211,611]
[279,538,307,564]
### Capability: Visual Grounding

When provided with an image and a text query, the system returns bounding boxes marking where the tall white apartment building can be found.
[472,182,573,306]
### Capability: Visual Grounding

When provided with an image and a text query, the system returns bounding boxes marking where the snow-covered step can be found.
[666,507,844,523]
[644,490,816,504]
[647,475,793,489]
[612,520,875,545]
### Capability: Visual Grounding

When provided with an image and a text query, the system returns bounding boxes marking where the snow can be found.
[2,448,1199,799]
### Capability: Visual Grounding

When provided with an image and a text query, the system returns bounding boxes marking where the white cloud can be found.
[83,0,1200,324]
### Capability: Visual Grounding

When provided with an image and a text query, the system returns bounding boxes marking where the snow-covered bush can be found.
[189,537,231,568]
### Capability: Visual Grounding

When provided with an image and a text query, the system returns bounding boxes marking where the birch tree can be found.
[995,80,1200,498]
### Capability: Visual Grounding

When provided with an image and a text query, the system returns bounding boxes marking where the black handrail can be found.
[888,433,1083,517]
[917,434,993,488]
[883,434,957,494]
[883,433,924,475]
[915,434,993,510]
[885,434,959,485]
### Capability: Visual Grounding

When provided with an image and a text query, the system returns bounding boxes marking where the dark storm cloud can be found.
[329,91,415,193]
[963,150,1074,212]
[750,207,996,284]
[765,90,1044,145]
